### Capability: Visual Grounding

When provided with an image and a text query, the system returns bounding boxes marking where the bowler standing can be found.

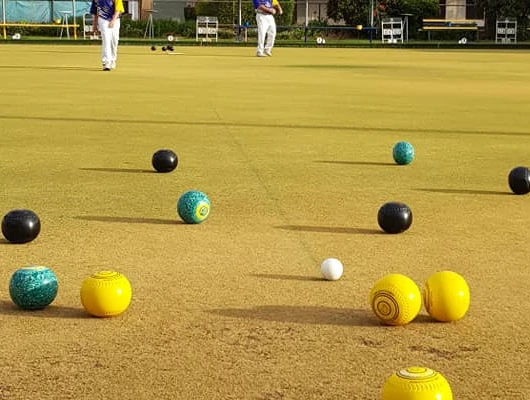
[91,0,124,71]
[253,0,279,57]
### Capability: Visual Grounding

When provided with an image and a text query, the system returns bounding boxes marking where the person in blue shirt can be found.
[253,0,281,57]
[90,0,124,71]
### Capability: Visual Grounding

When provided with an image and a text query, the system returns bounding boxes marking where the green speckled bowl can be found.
[392,141,415,165]
[9,265,58,310]
[177,190,211,224]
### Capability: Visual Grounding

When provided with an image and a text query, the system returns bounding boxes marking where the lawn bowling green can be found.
[0,45,529,399]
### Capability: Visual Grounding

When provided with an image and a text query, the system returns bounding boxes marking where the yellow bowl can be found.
[80,271,132,317]
[424,270,470,322]
[382,367,453,399]
[370,273,421,326]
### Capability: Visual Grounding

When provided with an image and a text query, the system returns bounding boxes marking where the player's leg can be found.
[256,13,267,56]
[110,18,121,69]
[264,16,276,56]
[98,19,112,70]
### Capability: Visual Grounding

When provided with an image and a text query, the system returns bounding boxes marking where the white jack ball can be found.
[320,258,343,281]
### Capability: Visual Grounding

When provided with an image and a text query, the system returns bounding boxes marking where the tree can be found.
[377,0,439,20]
[326,0,368,26]
[327,0,438,27]
[376,0,439,38]
[476,0,530,18]
[326,0,438,38]
[194,0,295,26]
[475,0,530,39]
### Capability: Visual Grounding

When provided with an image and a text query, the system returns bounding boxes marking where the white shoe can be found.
[111,61,116,69]
[256,52,265,57]
[265,51,272,57]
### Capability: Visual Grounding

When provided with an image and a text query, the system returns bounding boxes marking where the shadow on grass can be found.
[413,314,443,324]
[0,114,528,137]
[74,216,181,225]
[277,225,382,235]
[284,64,379,70]
[0,299,89,319]
[211,305,378,327]
[250,273,323,282]
[316,160,395,166]
[415,188,511,196]
[0,239,38,245]
[0,65,100,72]
[79,167,154,174]
[32,49,103,55]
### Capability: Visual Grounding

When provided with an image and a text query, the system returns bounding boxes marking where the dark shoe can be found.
[103,67,111,71]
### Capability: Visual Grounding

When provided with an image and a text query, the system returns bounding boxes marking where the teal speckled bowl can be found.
[392,141,415,165]
[177,190,211,224]
[9,265,58,310]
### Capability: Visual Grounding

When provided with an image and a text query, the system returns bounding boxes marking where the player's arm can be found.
[109,0,124,27]
[90,0,97,16]
[273,0,283,15]
[256,0,276,15]
[90,0,98,32]
[114,0,125,17]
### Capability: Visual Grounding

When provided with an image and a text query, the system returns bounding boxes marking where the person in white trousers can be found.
[253,0,282,57]
[90,0,124,71]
